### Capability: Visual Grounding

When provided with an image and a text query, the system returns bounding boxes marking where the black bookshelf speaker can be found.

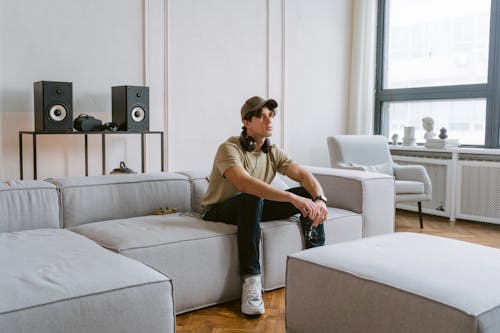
[112,85,149,132]
[33,81,73,133]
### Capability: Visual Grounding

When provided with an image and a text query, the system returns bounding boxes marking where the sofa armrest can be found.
[336,162,366,171]
[305,166,395,237]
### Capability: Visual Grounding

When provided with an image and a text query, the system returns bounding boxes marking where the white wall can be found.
[0,0,352,181]
[284,0,351,166]
[167,0,270,171]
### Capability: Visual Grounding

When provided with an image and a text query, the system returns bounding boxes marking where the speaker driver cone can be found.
[49,105,68,122]
[131,106,145,123]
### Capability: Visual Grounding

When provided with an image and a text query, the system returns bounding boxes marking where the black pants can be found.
[203,187,325,276]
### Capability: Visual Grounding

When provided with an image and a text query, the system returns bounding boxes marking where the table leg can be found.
[141,133,146,173]
[33,134,37,180]
[19,132,23,180]
[161,132,165,172]
[84,134,89,176]
[101,133,106,175]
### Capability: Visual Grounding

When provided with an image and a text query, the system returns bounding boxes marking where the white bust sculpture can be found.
[422,117,437,140]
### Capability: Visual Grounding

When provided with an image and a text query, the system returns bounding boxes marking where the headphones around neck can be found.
[239,127,271,153]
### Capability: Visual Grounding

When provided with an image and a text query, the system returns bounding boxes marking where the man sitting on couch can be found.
[201,96,328,316]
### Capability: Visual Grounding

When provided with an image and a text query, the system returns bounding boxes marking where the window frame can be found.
[374,0,500,148]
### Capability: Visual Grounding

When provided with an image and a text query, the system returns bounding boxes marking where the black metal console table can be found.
[19,131,164,180]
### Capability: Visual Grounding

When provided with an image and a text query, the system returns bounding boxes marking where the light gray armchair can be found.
[327,135,431,228]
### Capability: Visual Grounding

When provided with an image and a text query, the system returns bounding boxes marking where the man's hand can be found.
[312,200,328,227]
[291,195,328,226]
[283,163,329,225]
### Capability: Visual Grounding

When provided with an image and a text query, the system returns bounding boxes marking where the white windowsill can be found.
[389,145,500,156]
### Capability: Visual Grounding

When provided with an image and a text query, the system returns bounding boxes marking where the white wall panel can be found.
[284,0,352,166]
[145,0,166,171]
[267,0,285,148]
[167,0,269,171]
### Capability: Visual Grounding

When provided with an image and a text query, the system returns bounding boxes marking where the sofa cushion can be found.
[0,228,174,333]
[47,172,191,228]
[395,180,425,194]
[70,213,241,314]
[0,180,60,233]
[70,213,236,250]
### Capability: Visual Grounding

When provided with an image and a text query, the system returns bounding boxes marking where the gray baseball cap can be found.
[240,96,278,120]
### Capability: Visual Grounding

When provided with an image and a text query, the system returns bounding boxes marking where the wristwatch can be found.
[313,195,327,204]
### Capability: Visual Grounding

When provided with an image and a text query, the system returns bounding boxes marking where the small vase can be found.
[403,126,416,146]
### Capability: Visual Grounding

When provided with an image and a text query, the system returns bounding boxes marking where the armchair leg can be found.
[418,201,423,229]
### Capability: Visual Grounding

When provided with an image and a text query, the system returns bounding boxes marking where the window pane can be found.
[384,0,491,89]
[382,99,486,145]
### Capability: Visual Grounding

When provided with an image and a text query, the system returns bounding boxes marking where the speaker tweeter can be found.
[111,85,149,132]
[33,81,73,133]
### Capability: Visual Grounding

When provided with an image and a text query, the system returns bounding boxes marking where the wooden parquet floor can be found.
[176,210,500,332]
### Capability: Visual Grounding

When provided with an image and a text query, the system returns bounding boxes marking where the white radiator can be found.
[391,147,500,224]
[459,163,500,220]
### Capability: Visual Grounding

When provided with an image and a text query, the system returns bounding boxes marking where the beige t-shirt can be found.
[201,136,294,209]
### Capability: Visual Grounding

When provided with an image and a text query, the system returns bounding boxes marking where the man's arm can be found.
[283,163,329,226]
[223,165,317,218]
[284,163,324,198]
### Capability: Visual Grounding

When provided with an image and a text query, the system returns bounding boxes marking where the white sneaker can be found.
[241,275,265,315]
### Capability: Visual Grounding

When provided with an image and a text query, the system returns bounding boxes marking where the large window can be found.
[375,0,500,147]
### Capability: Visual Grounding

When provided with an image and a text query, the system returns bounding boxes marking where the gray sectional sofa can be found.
[0,166,395,333]
[0,180,175,333]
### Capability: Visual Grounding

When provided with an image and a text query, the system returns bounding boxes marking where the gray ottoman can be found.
[286,232,500,333]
